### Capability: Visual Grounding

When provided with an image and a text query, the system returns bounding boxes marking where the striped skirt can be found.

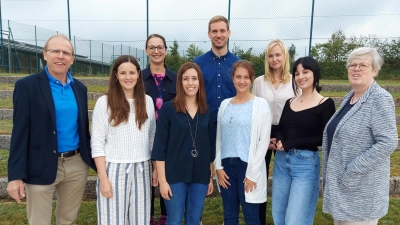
[96,160,151,225]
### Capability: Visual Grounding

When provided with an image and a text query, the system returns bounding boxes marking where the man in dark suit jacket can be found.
[7,34,96,225]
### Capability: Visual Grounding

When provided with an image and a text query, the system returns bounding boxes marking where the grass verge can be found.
[0,99,96,110]
[0,150,96,177]
[0,197,399,225]
[320,80,400,86]
[1,150,400,177]
[0,83,107,93]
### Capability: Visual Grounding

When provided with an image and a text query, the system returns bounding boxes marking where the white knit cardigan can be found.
[215,96,272,203]
[91,95,156,163]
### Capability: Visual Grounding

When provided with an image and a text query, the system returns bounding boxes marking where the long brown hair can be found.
[173,62,207,114]
[107,55,148,129]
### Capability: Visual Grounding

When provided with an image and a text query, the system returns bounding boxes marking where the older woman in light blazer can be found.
[322,47,398,225]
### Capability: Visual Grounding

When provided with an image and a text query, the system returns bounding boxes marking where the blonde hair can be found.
[264,39,291,83]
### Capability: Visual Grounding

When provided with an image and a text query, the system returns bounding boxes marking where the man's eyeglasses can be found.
[46,49,74,57]
[147,45,165,52]
[347,63,371,71]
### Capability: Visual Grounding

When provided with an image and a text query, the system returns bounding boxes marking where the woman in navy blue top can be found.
[152,62,215,225]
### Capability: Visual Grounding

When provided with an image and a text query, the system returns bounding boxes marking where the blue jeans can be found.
[220,158,260,225]
[271,149,320,225]
[164,182,208,225]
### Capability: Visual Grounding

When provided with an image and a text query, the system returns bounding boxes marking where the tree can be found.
[313,29,356,62]
[165,40,185,72]
[185,43,204,61]
[288,44,296,63]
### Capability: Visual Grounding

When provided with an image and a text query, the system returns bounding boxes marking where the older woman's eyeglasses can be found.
[46,49,73,57]
[347,63,371,71]
[147,45,165,52]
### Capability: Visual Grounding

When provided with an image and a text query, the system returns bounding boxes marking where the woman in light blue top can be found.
[215,60,271,225]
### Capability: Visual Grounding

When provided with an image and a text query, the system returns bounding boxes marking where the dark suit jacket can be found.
[8,71,96,185]
[143,66,177,109]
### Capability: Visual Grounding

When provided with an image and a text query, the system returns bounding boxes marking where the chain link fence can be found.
[1,0,399,78]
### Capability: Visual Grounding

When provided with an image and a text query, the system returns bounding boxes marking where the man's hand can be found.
[7,180,25,203]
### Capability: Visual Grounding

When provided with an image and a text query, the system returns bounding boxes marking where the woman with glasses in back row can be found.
[143,34,177,225]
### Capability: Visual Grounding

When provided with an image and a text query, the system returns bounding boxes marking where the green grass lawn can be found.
[0,83,107,93]
[0,73,109,78]
[0,197,399,225]
[1,149,400,177]
[320,79,400,86]
[0,98,96,110]
[0,120,13,135]
[321,91,400,98]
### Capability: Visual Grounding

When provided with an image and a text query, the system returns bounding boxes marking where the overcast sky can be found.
[2,0,399,61]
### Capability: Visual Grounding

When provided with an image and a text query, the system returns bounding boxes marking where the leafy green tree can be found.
[165,40,186,72]
[288,44,296,64]
[185,43,204,61]
[313,29,353,62]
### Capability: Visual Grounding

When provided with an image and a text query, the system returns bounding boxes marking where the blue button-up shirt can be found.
[45,66,79,153]
[194,50,240,135]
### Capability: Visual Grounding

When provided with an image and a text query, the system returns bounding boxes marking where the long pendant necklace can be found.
[229,101,246,123]
[185,109,199,157]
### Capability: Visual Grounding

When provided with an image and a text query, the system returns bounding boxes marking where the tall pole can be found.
[0,0,4,72]
[308,0,315,56]
[146,0,149,64]
[67,0,71,40]
[227,0,231,50]
[146,0,149,38]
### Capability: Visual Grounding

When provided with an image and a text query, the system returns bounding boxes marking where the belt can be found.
[58,148,80,158]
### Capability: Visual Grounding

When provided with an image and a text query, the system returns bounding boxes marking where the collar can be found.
[207,49,231,60]
[344,81,377,104]
[45,65,74,85]
[143,65,173,81]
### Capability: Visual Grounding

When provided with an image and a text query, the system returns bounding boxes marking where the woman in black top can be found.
[152,62,215,225]
[271,57,335,225]
[143,34,177,225]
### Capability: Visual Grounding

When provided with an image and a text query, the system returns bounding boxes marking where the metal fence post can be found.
[8,20,11,73]
[0,1,4,72]
[308,0,315,56]
[101,43,104,74]
[74,35,77,74]
[89,39,92,75]
[35,25,39,73]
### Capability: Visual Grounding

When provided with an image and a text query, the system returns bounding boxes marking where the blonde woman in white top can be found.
[91,55,156,224]
[252,39,296,225]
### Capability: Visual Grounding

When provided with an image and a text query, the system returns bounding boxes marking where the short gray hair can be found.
[347,47,383,76]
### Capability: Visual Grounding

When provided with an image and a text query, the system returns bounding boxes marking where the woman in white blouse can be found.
[252,39,296,225]
[91,55,156,224]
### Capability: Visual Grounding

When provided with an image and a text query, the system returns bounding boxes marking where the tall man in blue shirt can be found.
[7,34,96,225]
[194,15,240,134]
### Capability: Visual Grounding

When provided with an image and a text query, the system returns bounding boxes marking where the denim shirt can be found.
[194,50,240,133]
